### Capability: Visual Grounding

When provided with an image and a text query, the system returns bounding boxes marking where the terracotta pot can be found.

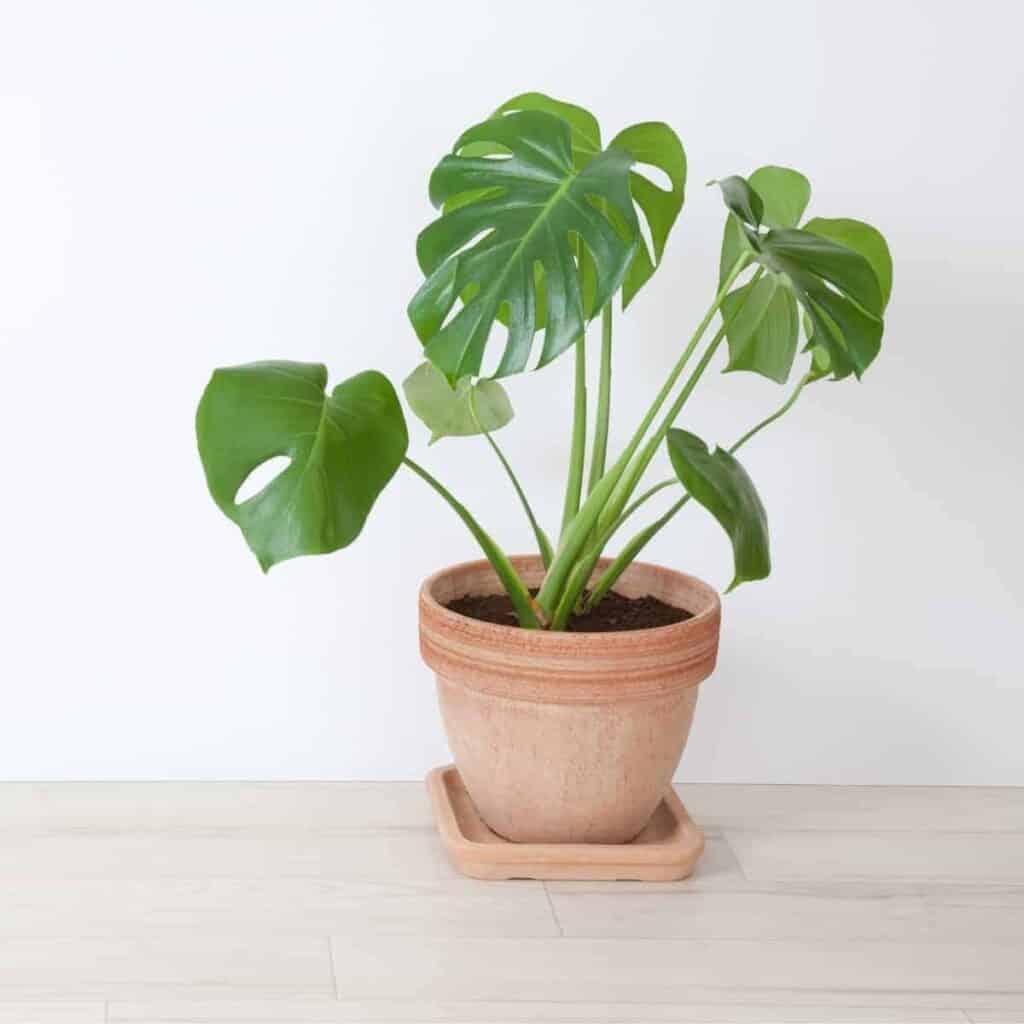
[418,556,721,844]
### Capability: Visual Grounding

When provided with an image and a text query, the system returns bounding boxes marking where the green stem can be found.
[598,266,764,534]
[469,394,553,568]
[728,374,809,453]
[536,255,750,616]
[586,302,613,495]
[583,371,812,611]
[619,478,678,524]
[559,330,588,539]
[549,479,679,631]
[584,496,689,612]
[403,457,541,629]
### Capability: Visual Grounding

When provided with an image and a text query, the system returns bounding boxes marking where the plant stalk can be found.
[403,457,542,629]
[559,330,588,539]
[469,392,553,568]
[597,265,763,535]
[583,371,813,610]
[586,302,613,495]
[536,255,750,615]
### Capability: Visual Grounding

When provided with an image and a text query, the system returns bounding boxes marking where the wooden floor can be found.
[1,783,1022,1023]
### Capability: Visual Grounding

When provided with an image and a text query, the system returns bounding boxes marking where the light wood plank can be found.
[0,782,432,833]
[0,936,333,999]
[0,1005,105,1024]
[327,935,1024,1006]
[549,883,1024,941]
[965,1013,1024,1023]
[106,998,971,1022]
[5,783,1018,836]
[0,878,557,937]
[725,830,1024,883]
[0,830,454,881]
[678,785,1024,833]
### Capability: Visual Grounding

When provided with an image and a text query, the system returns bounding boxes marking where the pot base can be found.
[426,765,705,882]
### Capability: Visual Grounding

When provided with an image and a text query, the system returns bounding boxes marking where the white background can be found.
[2,0,1021,783]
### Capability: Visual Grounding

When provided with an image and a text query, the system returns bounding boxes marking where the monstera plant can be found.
[197,92,892,630]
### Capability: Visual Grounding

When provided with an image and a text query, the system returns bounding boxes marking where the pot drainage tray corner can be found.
[426,764,704,881]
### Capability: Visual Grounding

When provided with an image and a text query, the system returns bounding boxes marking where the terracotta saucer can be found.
[426,764,705,881]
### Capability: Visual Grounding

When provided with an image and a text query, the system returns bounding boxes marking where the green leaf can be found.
[759,227,884,379]
[722,275,800,383]
[609,122,686,306]
[666,429,770,591]
[479,94,601,330]
[410,109,638,379]
[402,361,513,443]
[748,166,811,228]
[712,175,763,227]
[495,92,601,166]
[804,217,893,310]
[196,362,408,571]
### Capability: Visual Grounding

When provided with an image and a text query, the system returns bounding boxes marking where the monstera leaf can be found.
[611,122,687,307]
[717,167,811,383]
[493,93,602,166]
[496,100,685,311]
[715,170,887,381]
[409,109,639,379]
[403,361,513,443]
[666,429,770,591]
[759,227,884,379]
[453,93,604,337]
[796,219,892,383]
[196,362,407,570]
[804,217,893,310]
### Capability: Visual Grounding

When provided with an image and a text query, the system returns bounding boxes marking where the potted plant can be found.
[196,92,892,845]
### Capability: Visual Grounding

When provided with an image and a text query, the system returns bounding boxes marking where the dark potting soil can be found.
[446,589,692,632]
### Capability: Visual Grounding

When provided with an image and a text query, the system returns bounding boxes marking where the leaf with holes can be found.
[666,428,770,591]
[610,122,686,307]
[804,217,893,310]
[403,361,513,443]
[196,362,407,571]
[456,92,605,334]
[714,172,888,380]
[494,93,602,166]
[409,109,638,379]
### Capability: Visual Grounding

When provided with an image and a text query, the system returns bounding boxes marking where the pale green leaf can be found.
[403,361,513,442]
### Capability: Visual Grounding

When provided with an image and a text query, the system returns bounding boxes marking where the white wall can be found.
[2,0,1021,783]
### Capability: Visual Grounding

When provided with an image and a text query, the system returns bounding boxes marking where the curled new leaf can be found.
[712,175,763,228]
[403,361,513,443]
[719,165,810,285]
[196,362,408,571]
[410,109,639,380]
[666,428,770,591]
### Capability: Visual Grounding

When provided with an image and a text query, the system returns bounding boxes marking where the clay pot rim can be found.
[420,555,721,647]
